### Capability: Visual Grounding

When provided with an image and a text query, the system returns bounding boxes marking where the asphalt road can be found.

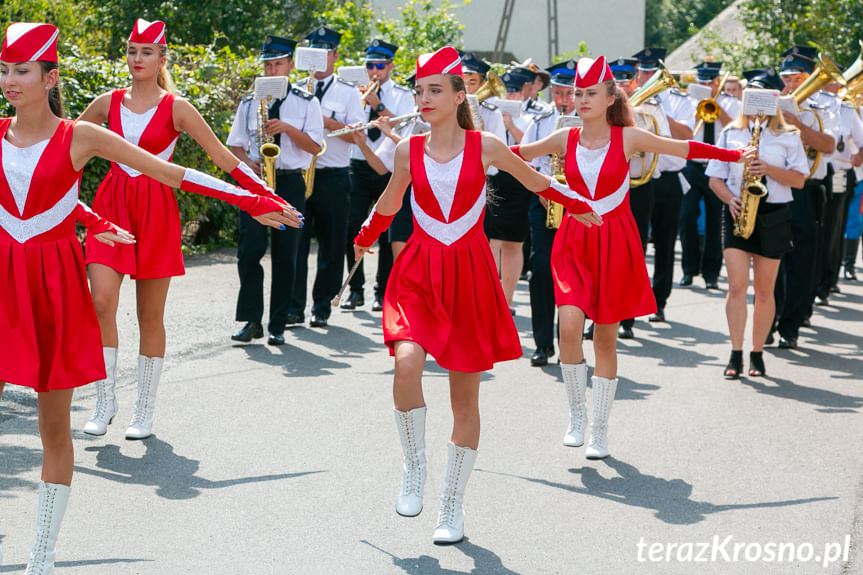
[1,245,861,575]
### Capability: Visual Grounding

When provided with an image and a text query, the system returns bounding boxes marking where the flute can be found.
[327,112,421,137]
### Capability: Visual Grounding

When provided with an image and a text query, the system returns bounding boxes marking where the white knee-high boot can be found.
[83,347,118,436]
[432,443,477,545]
[585,376,618,459]
[125,355,163,440]
[394,406,427,517]
[24,482,71,575]
[561,361,588,447]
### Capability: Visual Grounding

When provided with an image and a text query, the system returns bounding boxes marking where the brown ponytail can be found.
[39,61,64,118]
[448,75,476,131]
[605,80,634,127]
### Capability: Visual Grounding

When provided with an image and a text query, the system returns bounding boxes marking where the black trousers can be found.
[528,196,557,350]
[291,168,351,320]
[775,180,824,340]
[346,159,392,298]
[235,171,305,332]
[680,161,723,281]
[815,167,853,298]
[621,179,654,329]
[651,171,684,311]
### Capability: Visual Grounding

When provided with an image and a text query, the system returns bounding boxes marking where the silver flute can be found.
[327,112,421,137]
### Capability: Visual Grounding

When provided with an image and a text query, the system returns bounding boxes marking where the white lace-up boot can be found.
[24,482,71,575]
[125,355,163,440]
[83,347,118,436]
[432,443,477,545]
[585,376,618,459]
[394,406,427,517]
[561,361,588,447]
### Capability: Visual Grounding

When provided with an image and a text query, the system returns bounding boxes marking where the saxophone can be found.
[258,98,281,190]
[733,115,768,239]
[546,152,565,229]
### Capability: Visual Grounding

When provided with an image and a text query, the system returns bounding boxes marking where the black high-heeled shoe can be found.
[724,350,743,379]
[749,351,766,377]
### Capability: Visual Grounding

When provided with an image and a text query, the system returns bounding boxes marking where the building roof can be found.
[664,0,747,71]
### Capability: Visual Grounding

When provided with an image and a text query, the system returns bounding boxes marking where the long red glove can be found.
[687,141,742,162]
[538,179,592,215]
[74,201,115,235]
[510,145,526,161]
[229,161,283,203]
[180,168,286,217]
[354,208,395,248]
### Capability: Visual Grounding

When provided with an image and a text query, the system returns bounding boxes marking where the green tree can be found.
[645,0,736,51]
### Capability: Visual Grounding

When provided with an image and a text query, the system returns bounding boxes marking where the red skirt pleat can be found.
[85,172,184,279]
[383,229,522,373]
[552,210,656,324]
[0,236,105,391]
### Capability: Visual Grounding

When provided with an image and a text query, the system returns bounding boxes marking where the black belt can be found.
[275,169,302,176]
[315,166,349,174]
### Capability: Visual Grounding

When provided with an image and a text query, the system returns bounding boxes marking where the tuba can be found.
[258,98,281,189]
[840,40,863,108]
[475,70,507,102]
[733,115,769,239]
[628,64,676,188]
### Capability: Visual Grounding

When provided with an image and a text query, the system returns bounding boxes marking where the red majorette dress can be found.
[383,130,522,373]
[0,119,106,391]
[85,89,184,279]
[552,126,656,323]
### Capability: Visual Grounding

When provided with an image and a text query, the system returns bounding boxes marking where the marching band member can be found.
[707,70,808,378]
[226,35,322,344]
[353,46,598,544]
[289,26,365,329]
[680,61,740,291]
[461,52,506,144]
[343,37,414,313]
[0,22,293,572]
[724,75,744,100]
[525,59,577,365]
[773,45,838,349]
[514,56,752,459]
[79,22,302,439]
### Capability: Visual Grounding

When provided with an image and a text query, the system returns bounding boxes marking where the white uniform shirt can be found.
[520,108,562,176]
[227,86,324,171]
[706,123,808,204]
[793,93,839,180]
[350,78,415,160]
[656,89,696,131]
[822,93,863,178]
[299,74,365,168]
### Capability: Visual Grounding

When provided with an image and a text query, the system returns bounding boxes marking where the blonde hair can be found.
[728,108,798,136]
[156,44,174,92]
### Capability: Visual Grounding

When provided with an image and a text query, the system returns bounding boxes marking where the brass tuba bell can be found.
[474,70,507,103]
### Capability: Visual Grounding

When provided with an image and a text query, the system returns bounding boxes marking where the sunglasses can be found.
[366,62,388,70]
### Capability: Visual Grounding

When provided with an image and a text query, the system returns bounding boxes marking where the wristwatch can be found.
[375,103,386,113]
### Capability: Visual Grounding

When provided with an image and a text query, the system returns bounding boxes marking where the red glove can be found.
[510,145,526,161]
[229,162,283,203]
[687,141,742,162]
[180,168,286,217]
[354,209,395,248]
[538,179,592,215]
[74,201,114,234]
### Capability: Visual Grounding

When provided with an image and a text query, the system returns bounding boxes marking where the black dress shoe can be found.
[830,284,841,294]
[285,313,305,325]
[680,274,694,286]
[231,322,263,342]
[777,336,798,349]
[704,278,719,290]
[530,347,553,367]
[340,291,364,310]
[371,296,384,312]
[267,332,285,346]
[583,323,594,340]
[844,266,858,281]
[815,295,829,306]
[800,317,811,328]
[618,325,634,339]
[648,309,665,322]
[309,315,328,328]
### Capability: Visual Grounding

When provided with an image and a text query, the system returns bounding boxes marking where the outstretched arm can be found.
[623,126,755,163]
[511,127,568,162]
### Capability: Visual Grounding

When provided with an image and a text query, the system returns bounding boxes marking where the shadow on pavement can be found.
[361,538,520,575]
[240,342,352,377]
[481,458,836,525]
[0,558,153,573]
[738,374,863,413]
[73,438,323,500]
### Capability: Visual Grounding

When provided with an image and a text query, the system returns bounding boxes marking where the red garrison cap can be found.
[416,46,463,80]
[1,23,59,63]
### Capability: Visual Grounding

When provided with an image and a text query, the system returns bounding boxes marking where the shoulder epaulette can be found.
[240,93,254,103]
[670,88,687,97]
[296,77,309,86]
[480,100,498,111]
[337,76,355,87]
[393,84,411,92]
[535,109,555,121]
[292,86,314,100]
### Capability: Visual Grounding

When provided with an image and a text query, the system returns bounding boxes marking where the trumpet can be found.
[258,98,281,189]
[327,112,421,137]
[360,80,380,106]
[693,71,730,136]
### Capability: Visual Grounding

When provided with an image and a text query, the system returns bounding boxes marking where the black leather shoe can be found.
[530,347,554,367]
[777,336,798,349]
[310,315,328,328]
[371,296,384,312]
[648,309,665,322]
[583,323,594,340]
[801,317,811,328]
[340,291,364,310]
[618,325,634,339]
[844,266,858,281]
[680,274,694,287]
[704,278,719,290]
[815,295,829,306]
[231,322,263,342]
[267,332,285,346]
[830,284,841,294]
[285,313,304,325]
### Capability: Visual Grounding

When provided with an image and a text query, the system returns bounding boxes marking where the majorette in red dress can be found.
[84,89,184,279]
[382,130,522,372]
[0,119,107,391]
[551,125,657,323]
